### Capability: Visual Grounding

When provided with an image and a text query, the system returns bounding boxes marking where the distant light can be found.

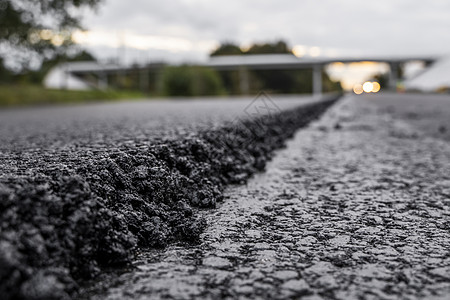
[293,45,307,57]
[309,46,321,57]
[71,31,87,43]
[28,32,40,44]
[240,43,251,52]
[51,35,64,47]
[371,82,381,93]
[40,29,53,40]
[353,84,363,95]
[331,62,345,69]
[363,81,374,93]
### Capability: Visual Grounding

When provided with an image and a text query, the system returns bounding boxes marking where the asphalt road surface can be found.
[1,92,449,300]
[0,94,336,300]
[367,92,450,142]
[84,93,450,300]
[0,94,317,182]
[0,95,314,152]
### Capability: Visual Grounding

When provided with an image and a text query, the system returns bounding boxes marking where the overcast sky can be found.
[77,0,450,64]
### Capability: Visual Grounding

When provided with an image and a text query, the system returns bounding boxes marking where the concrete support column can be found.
[313,64,322,98]
[98,72,108,90]
[239,67,250,95]
[388,62,399,90]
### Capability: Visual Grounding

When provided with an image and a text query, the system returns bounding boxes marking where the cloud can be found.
[79,0,450,62]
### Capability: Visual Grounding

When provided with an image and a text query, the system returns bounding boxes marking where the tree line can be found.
[0,1,342,96]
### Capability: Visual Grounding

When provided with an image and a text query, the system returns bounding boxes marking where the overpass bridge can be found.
[205,54,437,96]
[44,54,437,96]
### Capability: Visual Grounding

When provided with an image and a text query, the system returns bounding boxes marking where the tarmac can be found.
[0,94,336,299]
[85,93,450,300]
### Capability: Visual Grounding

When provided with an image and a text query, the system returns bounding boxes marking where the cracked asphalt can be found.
[86,93,450,300]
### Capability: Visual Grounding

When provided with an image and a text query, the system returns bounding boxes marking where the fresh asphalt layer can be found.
[86,93,450,300]
[0,95,315,152]
[0,94,337,299]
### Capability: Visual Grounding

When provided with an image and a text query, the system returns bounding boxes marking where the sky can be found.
[74,0,450,88]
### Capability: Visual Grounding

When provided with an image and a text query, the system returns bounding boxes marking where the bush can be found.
[161,65,225,97]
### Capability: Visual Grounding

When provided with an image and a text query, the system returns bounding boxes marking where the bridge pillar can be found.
[239,67,250,95]
[313,64,322,98]
[388,62,399,90]
[98,72,108,90]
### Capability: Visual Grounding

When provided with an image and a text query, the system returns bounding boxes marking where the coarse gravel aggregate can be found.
[85,94,450,300]
[0,94,338,299]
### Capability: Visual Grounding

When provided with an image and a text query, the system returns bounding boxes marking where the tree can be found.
[246,40,291,55]
[210,42,243,56]
[0,0,101,71]
[160,65,225,97]
[210,40,291,57]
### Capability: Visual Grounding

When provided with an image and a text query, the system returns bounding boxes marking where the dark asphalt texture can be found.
[0,95,314,151]
[0,94,337,299]
[85,93,450,300]
[366,92,450,142]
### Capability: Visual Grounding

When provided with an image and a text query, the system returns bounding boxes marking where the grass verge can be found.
[0,85,145,107]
